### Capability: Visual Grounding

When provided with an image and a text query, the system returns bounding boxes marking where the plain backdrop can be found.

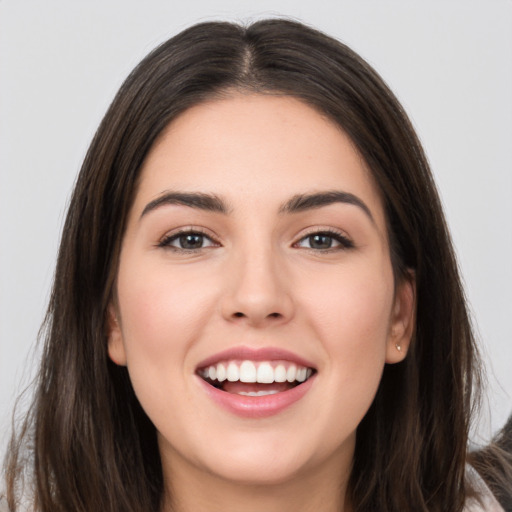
[1,0,511,460]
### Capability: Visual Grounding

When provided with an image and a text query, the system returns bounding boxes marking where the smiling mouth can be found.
[197,360,316,396]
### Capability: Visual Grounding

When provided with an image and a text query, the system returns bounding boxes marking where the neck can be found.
[160,449,353,512]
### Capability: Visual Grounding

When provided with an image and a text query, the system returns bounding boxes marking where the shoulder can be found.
[464,465,505,512]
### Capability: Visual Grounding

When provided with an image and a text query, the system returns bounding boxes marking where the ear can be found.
[107,303,127,366]
[386,272,416,364]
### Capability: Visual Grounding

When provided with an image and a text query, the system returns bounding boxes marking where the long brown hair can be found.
[1,18,495,511]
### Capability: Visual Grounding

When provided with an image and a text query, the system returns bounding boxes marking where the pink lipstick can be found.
[195,346,316,418]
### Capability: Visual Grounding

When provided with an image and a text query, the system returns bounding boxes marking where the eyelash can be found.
[293,229,354,252]
[158,229,219,252]
[157,228,354,253]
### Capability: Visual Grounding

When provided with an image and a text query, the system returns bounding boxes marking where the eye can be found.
[159,230,218,251]
[295,231,354,251]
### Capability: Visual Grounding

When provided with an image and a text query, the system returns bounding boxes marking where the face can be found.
[108,94,414,492]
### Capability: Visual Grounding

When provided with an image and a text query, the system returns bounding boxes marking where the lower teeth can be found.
[237,390,280,397]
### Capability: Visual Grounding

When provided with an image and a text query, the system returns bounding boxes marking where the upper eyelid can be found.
[159,226,218,240]
[293,226,352,240]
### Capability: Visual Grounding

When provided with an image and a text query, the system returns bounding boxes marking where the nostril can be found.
[230,311,284,321]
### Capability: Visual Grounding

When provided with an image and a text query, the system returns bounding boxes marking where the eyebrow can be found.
[140,191,229,219]
[140,189,374,223]
[279,191,374,223]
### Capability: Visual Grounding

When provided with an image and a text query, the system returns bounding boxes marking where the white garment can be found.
[464,465,505,512]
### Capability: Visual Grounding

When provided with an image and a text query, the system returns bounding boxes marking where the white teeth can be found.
[239,360,257,382]
[200,360,314,384]
[256,362,274,383]
[216,363,227,382]
[274,364,287,382]
[226,362,239,382]
[296,367,307,382]
[286,365,297,382]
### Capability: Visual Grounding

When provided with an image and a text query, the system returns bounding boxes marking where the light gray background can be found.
[1,0,511,460]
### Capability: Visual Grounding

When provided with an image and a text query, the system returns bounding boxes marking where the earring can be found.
[395,343,402,352]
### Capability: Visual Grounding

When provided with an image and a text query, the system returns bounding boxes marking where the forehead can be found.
[133,94,385,226]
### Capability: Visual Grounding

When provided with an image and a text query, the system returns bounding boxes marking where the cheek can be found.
[308,266,392,423]
[115,259,220,368]
[299,257,394,375]
[305,254,392,317]
[113,261,221,434]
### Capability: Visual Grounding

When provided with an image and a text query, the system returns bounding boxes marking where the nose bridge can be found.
[221,232,293,325]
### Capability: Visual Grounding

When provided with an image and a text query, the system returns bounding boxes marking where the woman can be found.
[2,19,509,511]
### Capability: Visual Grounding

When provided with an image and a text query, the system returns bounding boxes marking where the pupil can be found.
[310,234,332,249]
[180,234,203,249]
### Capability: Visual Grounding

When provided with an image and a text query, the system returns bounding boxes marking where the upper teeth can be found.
[200,360,313,384]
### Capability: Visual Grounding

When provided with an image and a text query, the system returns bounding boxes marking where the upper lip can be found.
[195,346,316,371]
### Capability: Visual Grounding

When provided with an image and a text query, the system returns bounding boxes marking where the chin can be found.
[202,454,311,487]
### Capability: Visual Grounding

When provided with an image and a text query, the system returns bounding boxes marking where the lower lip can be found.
[197,375,316,418]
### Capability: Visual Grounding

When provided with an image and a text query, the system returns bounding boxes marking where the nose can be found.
[220,246,295,327]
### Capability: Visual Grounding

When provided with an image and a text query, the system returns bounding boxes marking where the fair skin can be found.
[108,94,415,512]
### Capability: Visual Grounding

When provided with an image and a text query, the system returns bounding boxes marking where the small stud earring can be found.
[395,343,402,352]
